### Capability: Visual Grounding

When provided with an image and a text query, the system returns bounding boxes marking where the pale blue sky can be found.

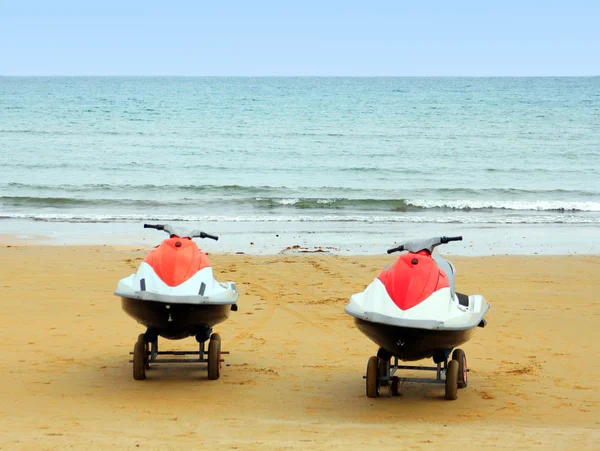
[1,1,598,76]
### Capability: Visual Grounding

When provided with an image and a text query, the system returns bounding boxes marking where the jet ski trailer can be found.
[345,236,490,400]
[115,224,239,381]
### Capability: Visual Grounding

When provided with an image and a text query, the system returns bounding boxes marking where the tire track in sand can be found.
[224,282,279,349]
[224,259,336,347]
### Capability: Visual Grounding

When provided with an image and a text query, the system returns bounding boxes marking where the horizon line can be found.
[1,74,598,78]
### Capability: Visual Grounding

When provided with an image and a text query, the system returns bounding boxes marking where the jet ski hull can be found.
[121,297,231,340]
[354,317,475,362]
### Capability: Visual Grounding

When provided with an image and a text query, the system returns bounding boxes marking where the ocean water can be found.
[1,77,599,254]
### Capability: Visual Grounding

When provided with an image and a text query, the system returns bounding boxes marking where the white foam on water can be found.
[406,199,600,212]
[1,212,599,224]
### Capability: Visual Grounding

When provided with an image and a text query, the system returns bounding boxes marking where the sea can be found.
[1,77,599,255]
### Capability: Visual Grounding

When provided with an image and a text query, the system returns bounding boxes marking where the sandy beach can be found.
[0,244,599,449]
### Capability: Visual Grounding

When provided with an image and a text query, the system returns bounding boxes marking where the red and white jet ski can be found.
[115,224,238,381]
[345,236,489,400]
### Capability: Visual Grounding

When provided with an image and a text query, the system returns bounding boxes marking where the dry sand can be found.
[0,245,599,449]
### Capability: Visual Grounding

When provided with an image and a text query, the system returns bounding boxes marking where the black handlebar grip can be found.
[143,224,164,230]
[387,245,404,254]
[441,236,462,243]
[201,232,219,241]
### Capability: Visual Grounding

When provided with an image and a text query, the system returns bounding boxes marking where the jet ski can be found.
[115,223,239,381]
[345,236,489,400]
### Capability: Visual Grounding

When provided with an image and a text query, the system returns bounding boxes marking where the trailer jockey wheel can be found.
[390,376,401,396]
[378,358,389,386]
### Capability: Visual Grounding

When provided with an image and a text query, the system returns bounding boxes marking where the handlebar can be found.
[387,236,463,254]
[144,224,218,240]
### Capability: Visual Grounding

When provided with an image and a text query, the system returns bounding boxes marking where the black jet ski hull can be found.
[121,297,231,340]
[354,318,476,362]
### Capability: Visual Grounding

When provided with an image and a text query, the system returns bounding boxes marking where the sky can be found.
[1,1,599,76]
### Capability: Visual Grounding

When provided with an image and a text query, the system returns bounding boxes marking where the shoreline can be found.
[1,218,599,256]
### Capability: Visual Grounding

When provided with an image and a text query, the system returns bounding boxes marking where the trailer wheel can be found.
[445,359,459,400]
[208,337,221,380]
[390,376,401,396]
[378,358,389,386]
[452,349,467,388]
[133,336,147,381]
[366,356,380,398]
[144,341,151,370]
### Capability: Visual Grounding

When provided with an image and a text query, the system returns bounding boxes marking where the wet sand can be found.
[0,245,599,449]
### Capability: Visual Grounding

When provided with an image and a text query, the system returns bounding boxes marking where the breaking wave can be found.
[1,194,599,213]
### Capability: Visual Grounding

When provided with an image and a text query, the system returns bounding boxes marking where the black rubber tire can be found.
[390,376,401,396]
[452,348,468,389]
[133,336,146,381]
[210,333,221,343]
[445,359,459,400]
[207,338,221,380]
[378,359,389,386]
[366,356,380,398]
[144,341,152,370]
